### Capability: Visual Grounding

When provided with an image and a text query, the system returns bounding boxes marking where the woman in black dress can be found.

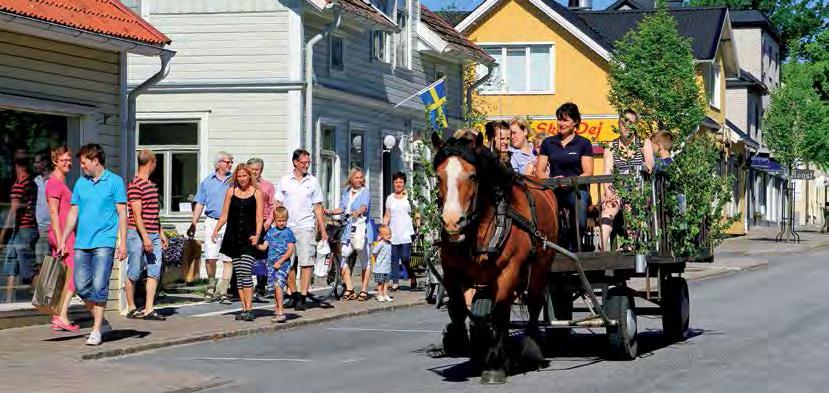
[212,164,264,321]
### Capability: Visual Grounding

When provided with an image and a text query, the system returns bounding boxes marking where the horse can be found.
[431,130,560,384]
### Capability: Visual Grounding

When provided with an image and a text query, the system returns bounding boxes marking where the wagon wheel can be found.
[604,287,638,360]
[661,276,690,343]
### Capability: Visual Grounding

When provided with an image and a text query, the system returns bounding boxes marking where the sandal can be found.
[342,289,355,300]
[143,310,166,321]
[126,309,144,319]
[357,291,369,301]
[271,314,286,323]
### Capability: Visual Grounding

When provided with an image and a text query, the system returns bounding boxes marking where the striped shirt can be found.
[611,137,645,174]
[10,175,37,229]
[127,177,161,233]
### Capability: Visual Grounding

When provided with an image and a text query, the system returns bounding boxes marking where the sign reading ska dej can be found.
[530,118,620,143]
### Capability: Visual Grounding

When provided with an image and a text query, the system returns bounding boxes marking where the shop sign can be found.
[789,168,815,180]
[530,118,620,143]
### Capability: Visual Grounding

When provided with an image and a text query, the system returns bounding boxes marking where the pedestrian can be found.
[371,225,393,302]
[2,149,38,302]
[46,145,78,332]
[275,149,328,311]
[535,102,595,251]
[58,144,127,346]
[257,207,295,323]
[509,117,537,176]
[188,152,234,303]
[383,172,416,291]
[33,150,52,269]
[125,149,168,320]
[324,167,371,301]
[213,164,264,321]
[247,158,276,301]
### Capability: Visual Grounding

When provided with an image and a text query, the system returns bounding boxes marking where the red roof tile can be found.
[331,0,397,30]
[419,5,493,62]
[0,0,170,46]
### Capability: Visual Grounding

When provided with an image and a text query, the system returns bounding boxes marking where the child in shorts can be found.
[258,207,296,322]
[371,225,393,302]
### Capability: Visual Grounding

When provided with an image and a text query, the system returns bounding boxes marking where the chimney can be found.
[568,0,592,10]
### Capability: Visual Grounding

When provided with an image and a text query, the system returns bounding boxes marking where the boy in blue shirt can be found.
[258,207,295,323]
[371,225,393,302]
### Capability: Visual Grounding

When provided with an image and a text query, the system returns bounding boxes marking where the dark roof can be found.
[539,0,614,54]
[575,7,728,60]
[435,10,471,27]
[725,119,760,150]
[331,0,397,30]
[420,5,494,62]
[606,0,652,11]
[727,68,768,93]
[729,9,781,43]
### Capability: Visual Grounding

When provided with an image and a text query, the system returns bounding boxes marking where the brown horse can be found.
[431,131,559,384]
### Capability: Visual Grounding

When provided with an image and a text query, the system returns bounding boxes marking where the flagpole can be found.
[392,77,446,109]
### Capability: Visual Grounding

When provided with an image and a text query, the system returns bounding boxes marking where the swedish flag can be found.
[419,78,448,129]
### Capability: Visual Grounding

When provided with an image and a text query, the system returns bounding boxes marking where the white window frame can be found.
[707,61,722,110]
[372,30,391,64]
[476,42,556,95]
[393,5,411,69]
[329,34,345,74]
[319,122,341,209]
[135,112,208,218]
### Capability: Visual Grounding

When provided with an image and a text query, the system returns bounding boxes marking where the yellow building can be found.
[456,0,748,234]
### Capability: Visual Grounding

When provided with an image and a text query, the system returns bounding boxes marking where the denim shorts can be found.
[2,227,39,279]
[74,247,115,304]
[126,229,162,281]
[267,258,293,292]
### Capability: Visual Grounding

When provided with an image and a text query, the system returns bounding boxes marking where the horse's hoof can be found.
[442,324,470,357]
[480,369,507,385]
[520,336,545,365]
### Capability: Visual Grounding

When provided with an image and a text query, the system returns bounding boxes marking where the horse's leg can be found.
[480,260,521,384]
[442,266,470,357]
[520,254,549,369]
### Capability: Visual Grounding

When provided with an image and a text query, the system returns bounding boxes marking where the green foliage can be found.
[607,8,706,141]
[665,135,736,256]
[610,137,655,254]
[409,111,444,253]
[764,63,829,170]
[800,29,829,101]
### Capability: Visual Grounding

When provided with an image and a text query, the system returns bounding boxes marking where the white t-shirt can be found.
[34,174,50,228]
[385,193,415,245]
[275,173,324,229]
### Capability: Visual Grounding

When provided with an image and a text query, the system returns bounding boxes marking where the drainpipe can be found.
[305,10,342,176]
[126,50,175,176]
[466,62,494,117]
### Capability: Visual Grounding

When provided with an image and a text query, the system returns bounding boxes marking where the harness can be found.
[472,176,543,260]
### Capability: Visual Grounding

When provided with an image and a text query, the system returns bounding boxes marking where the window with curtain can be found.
[477,45,554,93]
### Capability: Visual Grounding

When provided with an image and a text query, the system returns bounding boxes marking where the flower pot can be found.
[635,254,648,273]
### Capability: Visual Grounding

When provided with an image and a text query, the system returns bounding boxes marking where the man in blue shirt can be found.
[58,144,127,346]
[187,151,233,302]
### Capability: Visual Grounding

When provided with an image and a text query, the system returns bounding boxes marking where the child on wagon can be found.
[651,131,674,173]
[258,207,296,323]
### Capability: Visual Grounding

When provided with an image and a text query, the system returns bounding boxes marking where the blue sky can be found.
[421,0,616,11]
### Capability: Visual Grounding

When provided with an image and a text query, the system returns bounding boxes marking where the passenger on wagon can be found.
[508,117,537,176]
[599,109,654,251]
[535,103,594,251]
[485,120,511,166]
[651,131,674,173]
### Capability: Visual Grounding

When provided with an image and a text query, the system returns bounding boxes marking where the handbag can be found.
[32,255,67,316]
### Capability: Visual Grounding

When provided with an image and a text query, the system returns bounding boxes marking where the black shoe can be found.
[285,293,298,309]
[235,313,245,321]
[244,311,255,322]
[295,295,307,311]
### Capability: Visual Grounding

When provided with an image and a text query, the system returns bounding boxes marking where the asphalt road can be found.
[114,250,825,393]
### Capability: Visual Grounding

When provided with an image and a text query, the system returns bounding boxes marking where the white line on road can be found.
[326,327,442,334]
[181,357,312,362]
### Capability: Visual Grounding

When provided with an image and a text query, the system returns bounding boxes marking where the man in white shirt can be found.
[275,149,327,311]
[33,151,52,267]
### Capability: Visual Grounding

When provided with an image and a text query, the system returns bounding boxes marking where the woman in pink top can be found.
[46,146,78,332]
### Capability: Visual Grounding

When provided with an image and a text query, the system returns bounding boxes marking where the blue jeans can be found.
[74,247,114,304]
[390,243,412,285]
[2,227,39,279]
[126,229,162,281]
[555,188,590,251]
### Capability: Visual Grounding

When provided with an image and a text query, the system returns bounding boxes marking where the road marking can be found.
[326,327,442,333]
[181,357,312,362]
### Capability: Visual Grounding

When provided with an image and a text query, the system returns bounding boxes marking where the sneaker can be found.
[385,295,394,302]
[85,331,102,346]
[244,311,255,322]
[219,295,232,305]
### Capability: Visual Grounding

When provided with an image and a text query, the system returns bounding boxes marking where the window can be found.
[703,62,721,109]
[319,126,339,209]
[477,45,554,94]
[372,0,390,15]
[372,30,390,63]
[137,121,199,216]
[395,11,410,69]
[330,35,344,73]
[349,130,365,170]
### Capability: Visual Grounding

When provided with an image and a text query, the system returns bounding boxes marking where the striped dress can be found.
[611,136,645,175]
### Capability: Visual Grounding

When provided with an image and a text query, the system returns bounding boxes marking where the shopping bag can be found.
[31,255,67,316]
[313,240,331,278]
[181,238,203,284]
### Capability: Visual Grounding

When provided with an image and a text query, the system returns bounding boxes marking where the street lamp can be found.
[383,135,397,151]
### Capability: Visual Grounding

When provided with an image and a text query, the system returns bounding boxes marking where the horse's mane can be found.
[432,133,516,195]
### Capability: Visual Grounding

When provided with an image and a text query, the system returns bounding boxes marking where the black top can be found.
[219,190,258,259]
[539,134,594,178]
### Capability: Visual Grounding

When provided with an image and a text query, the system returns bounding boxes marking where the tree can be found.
[607,8,706,141]
[764,63,829,171]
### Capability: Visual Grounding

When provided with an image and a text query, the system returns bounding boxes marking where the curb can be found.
[80,299,429,361]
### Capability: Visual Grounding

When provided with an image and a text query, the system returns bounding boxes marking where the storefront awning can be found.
[751,156,783,175]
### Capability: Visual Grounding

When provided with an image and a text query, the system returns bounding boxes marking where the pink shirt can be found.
[45,176,74,250]
[259,177,276,228]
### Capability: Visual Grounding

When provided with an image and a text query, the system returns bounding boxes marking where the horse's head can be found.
[431,130,486,243]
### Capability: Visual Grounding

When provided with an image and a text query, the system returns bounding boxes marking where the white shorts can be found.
[203,217,231,261]
[292,227,317,268]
